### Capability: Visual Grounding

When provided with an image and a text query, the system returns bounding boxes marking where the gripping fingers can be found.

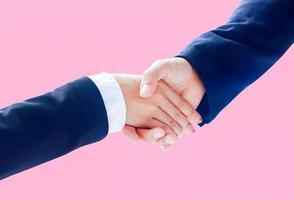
[136,119,173,143]
[158,96,194,136]
[158,81,202,124]
[153,107,183,136]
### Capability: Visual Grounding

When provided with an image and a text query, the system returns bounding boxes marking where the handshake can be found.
[112,57,206,151]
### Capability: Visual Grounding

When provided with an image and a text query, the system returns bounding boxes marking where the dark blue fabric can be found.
[178,0,294,125]
[0,77,109,180]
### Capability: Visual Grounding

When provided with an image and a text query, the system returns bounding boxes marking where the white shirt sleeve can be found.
[88,73,126,134]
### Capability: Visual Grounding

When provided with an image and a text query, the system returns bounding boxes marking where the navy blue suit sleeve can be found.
[177,0,294,125]
[0,77,109,180]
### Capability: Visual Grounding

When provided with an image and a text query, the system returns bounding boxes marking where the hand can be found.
[123,58,206,150]
[112,73,199,145]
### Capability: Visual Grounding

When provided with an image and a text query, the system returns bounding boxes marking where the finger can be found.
[158,81,203,124]
[136,119,167,143]
[133,127,177,150]
[153,107,183,136]
[123,125,140,144]
[137,119,178,145]
[135,129,178,150]
[149,120,179,146]
[140,60,172,97]
[136,119,178,147]
[157,133,178,146]
[158,95,194,136]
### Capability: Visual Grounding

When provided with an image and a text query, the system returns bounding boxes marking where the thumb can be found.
[140,60,171,97]
[140,71,159,98]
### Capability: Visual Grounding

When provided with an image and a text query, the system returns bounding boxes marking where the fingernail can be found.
[153,131,164,138]
[192,118,199,124]
[165,135,176,144]
[140,84,153,96]
[190,116,202,125]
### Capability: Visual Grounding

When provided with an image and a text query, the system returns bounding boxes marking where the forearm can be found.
[178,0,294,124]
[0,77,108,180]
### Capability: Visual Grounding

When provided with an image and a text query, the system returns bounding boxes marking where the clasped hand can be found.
[113,57,206,151]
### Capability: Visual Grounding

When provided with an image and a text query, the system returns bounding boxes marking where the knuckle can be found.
[174,111,183,120]
[183,118,190,127]
[142,70,153,79]
[168,120,178,128]
[176,99,186,110]
[154,59,165,66]
[174,113,189,128]
[187,109,196,119]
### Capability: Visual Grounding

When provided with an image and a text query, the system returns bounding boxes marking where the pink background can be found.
[0,0,293,199]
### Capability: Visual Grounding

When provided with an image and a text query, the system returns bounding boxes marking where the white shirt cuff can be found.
[88,73,126,134]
